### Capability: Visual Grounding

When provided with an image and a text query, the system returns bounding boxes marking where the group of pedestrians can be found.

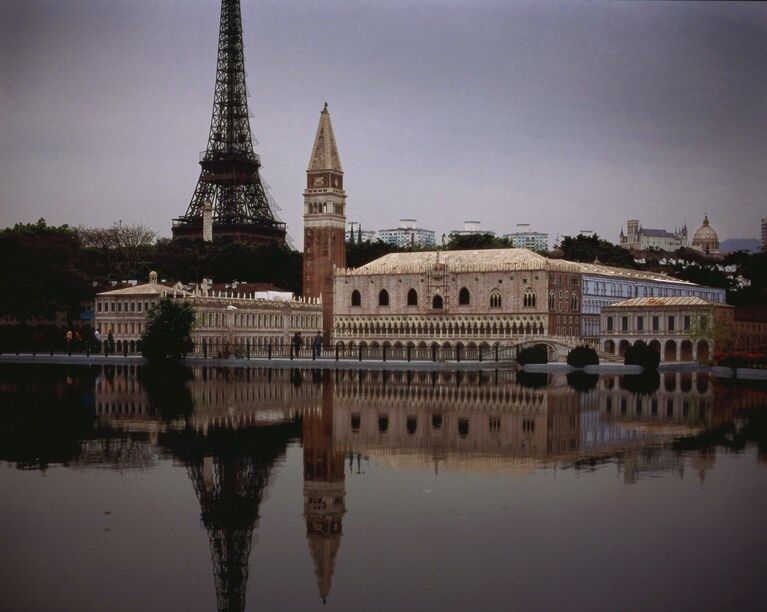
[292,330,324,358]
[64,327,114,355]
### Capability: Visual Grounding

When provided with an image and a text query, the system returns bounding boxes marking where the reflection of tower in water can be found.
[161,421,300,612]
[303,370,346,603]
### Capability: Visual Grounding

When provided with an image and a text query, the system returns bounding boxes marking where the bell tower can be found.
[303,103,346,339]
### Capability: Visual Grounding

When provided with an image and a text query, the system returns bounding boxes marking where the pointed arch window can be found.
[432,294,444,309]
[571,294,578,311]
[407,288,418,306]
[379,289,390,307]
[351,290,361,307]
[549,291,555,310]
[523,289,536,308]
[489,290,502,308]
[458,287,471,305]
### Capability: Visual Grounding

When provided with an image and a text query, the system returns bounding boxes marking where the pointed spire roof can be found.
[308,103,343,172]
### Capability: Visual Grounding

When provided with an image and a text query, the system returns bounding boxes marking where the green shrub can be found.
[517,344,548,365]
[141,298,194,362]
[567,345,599,368]
[624,340,660,370]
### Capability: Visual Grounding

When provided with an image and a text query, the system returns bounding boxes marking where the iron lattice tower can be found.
[161,421,300,612]
[172,0,287,245]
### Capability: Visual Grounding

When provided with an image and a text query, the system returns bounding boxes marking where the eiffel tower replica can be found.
[172,0,287,245]
[161,421,300,612]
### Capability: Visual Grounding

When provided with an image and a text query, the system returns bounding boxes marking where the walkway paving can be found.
[0,353,514,371]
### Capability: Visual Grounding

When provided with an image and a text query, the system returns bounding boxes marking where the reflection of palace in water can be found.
[86,365,767,607]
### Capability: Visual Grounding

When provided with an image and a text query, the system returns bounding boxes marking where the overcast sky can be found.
[1,0,765,248]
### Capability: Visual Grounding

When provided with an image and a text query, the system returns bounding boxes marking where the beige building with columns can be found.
[599,296,733,362]
[95,272,323,355]
[333,248,584,355]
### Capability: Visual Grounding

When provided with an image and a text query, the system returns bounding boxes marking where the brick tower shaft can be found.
[303,104,346,340]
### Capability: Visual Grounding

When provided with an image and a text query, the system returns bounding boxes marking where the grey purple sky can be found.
[1,0,765,248]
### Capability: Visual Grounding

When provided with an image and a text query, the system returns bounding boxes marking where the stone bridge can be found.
[512,338,622,363]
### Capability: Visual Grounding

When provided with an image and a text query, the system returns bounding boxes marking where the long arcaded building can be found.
[332,247,725,351]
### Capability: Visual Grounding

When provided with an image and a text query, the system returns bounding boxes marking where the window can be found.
[523,289,536,308]
[458,418,469,437]
[489,291,502,308]
[607,316,613,332]
[700,315,708,331]
[652,316,659,331]
[432,294,444,309]
[571,294,577,311]
[549,292,555,309]
[97,301,102,312]
[637,316,644,331]
[622,316,628,332]
[489,416,501,433]
[351,290,361,307]
[458,287,470,305]
[668,315,675,331]
[522,418,535,433]
[378,289,389,306]
[683,315,690,331]
[407,288,418,306]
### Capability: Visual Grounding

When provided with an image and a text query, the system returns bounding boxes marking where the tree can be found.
[517,344,549,365]
[687,307,733,356]
[558,234,637,268]
[567,345,599,367]
[445,233,511,251]
[624,340,660,370]
[141,298,195,362]
[0,219,90,323]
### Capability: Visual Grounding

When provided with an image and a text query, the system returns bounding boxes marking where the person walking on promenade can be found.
[65,330,73,356]
[292,331,303,357]
[107,329,115,356]
[94,328,102,353]
[312,331,323,359]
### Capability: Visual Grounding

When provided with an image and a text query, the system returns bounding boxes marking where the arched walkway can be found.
[664,340,677,362]
[618,340,631,358]
[697,340,710,363]
[680,340,693,361]
[604,340,615,354]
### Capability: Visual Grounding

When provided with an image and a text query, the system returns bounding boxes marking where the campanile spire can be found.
[303,104,346,338]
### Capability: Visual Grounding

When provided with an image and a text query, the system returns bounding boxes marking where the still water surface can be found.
[1,364,766,612]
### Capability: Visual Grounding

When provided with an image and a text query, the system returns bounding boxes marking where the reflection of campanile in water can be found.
[303,370,346,603]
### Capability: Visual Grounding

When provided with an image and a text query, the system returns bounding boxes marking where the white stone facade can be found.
[599,297,733,362]
[95,275,322,355]
[333,248,583,352]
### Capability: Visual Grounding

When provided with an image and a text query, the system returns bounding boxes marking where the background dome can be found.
[691,215,719,253]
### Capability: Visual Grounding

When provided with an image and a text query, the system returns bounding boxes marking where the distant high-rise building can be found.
[378,219,436,247]
[503,224,549,251]
[619,219,687,251]
[448,221,496,238]
[345,222,377,244]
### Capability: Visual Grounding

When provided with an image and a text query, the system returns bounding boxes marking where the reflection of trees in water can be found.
[567,371,599,393]
[620,371,661,395]
[673,404,767,460]
[516,370,550,388]
[0,364,97,469]
[137,363,194,421]
[159,420,301,612]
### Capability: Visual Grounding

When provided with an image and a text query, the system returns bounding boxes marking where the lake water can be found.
[1,364,766,612]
